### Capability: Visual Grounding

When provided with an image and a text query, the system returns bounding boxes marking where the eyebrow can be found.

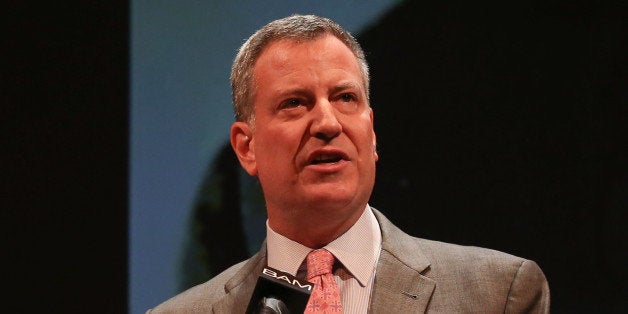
[275,88,311,99]
[329,82,362,95]
[273,82,363,100]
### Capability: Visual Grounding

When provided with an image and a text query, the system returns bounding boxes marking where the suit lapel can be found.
[369,209,436,313]
[211,245,267,313]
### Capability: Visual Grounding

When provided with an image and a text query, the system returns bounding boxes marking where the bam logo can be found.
[262,267,313,291]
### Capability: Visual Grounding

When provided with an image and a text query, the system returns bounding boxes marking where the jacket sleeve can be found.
[505,259,550,313]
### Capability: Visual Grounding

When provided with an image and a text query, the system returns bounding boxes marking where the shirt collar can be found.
[267,204,381,287]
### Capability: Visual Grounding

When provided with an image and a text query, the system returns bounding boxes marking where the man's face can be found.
[232,35,378,229]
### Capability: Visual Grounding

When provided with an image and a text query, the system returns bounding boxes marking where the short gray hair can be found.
[230,14,370,123]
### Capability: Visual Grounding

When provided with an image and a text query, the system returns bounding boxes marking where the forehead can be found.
[253,35,362,80]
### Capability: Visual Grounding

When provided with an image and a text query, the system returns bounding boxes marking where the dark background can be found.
[5,1,625,313]
[6,1,128,313]
[364,2,626,313]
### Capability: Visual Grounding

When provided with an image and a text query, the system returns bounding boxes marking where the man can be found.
[148,14,550,313]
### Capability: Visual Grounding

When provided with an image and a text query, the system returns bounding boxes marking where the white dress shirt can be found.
[267,205,382,313]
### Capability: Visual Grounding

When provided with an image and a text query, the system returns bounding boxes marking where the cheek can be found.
[255,128,299,162]
[356,124,376,151]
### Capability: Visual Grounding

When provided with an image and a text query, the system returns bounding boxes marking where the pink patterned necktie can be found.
[304,249,343,313]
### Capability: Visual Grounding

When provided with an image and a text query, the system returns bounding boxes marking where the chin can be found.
[303,188,357,209]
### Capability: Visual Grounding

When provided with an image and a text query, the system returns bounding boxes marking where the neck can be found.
[268,205,365,248]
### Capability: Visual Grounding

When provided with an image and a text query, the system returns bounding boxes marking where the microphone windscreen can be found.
[246,266,313,314]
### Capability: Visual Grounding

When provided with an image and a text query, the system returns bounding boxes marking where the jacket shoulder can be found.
[416,238,549,313]
[417,237,525,266]
[146,259,249,313]
[372,208,549,312]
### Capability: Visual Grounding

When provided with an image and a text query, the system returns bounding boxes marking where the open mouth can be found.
[310,153,343,165]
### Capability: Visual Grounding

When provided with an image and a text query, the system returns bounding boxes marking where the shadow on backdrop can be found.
[181,141,266,290]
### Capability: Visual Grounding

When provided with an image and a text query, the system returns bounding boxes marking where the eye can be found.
[279,98,303,109]
[334,93,359,113]
[339,93,356,102]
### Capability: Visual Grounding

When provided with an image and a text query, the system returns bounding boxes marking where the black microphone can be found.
[257,296,289,313]
[246,266,313,314]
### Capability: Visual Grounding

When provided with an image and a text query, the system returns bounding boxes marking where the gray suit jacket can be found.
[148,209,550,313]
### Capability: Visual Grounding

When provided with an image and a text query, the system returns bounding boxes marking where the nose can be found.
[310,100,342,141]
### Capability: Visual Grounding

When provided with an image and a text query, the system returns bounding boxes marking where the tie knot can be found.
[306,249,335,279]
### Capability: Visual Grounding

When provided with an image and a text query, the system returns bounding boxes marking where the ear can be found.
[230,122,257,176]
[370,108,379,162]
